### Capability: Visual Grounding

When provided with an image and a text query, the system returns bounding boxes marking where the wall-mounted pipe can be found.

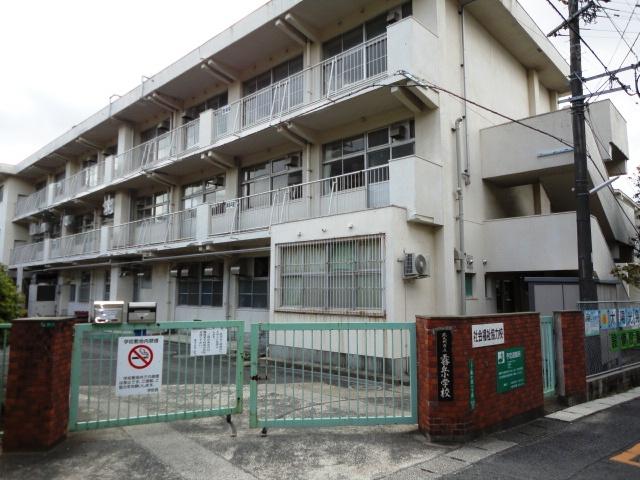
[454,116,466,315]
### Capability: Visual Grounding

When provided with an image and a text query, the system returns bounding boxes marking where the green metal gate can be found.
[249,322,417,431]
[69,321,244,431]
[540,315,556,396]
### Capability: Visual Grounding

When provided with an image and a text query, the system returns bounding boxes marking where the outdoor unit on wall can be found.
[39,222,50,234]
[29,223,38,235]
[390,124,406,140]
[403,253,430,279]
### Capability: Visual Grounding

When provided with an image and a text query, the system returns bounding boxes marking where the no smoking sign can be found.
[116,336,164,396]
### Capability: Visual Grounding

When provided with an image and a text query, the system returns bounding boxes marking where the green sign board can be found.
[496,346,525,393]
[469,359,476,410]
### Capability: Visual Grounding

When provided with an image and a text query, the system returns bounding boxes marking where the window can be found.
[243,56,303,95]
[104,270,111,300]
[238,257,269,309]
[134,192,169,219]
[78,272,91,303]
[37,284,56,302]
[242,56,304,126]
[277,235,385,313]
[189,91,229,116]
[133,267,152,302]
[181,176,226,209]
[177,263,223,307]
[241,153,303,204]
[321,3,411,93]
[465,274,475,298]
[322,120,414,189]
[69,284,76,302]
[140,120,171,143]
[0,185,4,203]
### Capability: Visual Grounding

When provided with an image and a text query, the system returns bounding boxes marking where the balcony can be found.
[49,230,101,260]
[13,17,439,221]
[11,157,440,267]
[483,212,614,278]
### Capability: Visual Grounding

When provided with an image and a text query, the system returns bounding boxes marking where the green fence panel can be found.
[0,323,10,410]
[69,321,244,432]
[249,322,417,430]
[540,316,556,397]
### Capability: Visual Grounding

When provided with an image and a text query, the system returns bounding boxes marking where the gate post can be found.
[553,311,587,405]
[3,317,76,452]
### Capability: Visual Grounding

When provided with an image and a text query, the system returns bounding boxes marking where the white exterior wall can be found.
[0,177,31,265]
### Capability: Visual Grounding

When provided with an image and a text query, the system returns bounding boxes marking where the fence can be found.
[249,322,417,430]
[14,188,47,218]
[68,321,244,431]
[109,208,197,251]
[540,315,556,396]
[50,230,101,259]
[0,324,10,416]
[10,241,44,265]
[578,301,640,377]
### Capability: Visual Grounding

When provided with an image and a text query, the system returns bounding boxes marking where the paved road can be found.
[442,397,640,480]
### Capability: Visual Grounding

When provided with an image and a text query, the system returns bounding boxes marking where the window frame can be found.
[181,176,226,210]
[240,153,303,201]
[177,262,224,308]
[238,257,270,310]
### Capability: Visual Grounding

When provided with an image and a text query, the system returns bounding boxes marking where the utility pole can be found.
[568,0,597,302]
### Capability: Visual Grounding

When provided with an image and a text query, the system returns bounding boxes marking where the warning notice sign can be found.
[116,336,164,396]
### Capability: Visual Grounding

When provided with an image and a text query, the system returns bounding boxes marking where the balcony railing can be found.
[114,118,200,179]
[211,34,388,143]
[49,229,100,259]
[12,35,388,221]
[209,164,390,236]
[15,188,47,218]
[109,208,197,251]
[11,241,44,265]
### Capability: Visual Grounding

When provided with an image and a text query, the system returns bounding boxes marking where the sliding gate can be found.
[68,321,244,431]
[249,322,417,431]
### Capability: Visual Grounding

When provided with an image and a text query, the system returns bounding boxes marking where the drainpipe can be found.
[459,1,472,184]
[454,117,466,315]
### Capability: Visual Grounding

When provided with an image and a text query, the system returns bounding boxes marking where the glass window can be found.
[277,235,384,313]
[79,272,91,303]
[182,176,225,209]
[191,91,228,116]
[134,191,169,220]
[177,262,223,307]
[37,284,56,302]
[465,273,475,298]
[243,55,303,95]
[322,120,414,184]
[240,153,303,202]
[238,257,269,309]
[0,185,4,203]
[104,270,111,300]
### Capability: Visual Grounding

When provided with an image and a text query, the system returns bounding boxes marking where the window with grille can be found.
[276,235,385,314]
[177,262,223,307]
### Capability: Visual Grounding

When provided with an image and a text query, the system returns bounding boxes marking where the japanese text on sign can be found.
[190,328,227,356]
[115,336,164,396]
[436,330,453,401]
[471,322,505,348]
[496,346,525,393]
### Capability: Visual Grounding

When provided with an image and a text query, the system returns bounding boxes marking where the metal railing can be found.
[114,118,200,179]
[211,34,388,144]
[14,188,48,218]
[68,321,244,431]
[578,301,640,376]
[0,324,10,415]
[50,229,101,259]
[540,315,556,396]
[249,322,417,429]
[109,208,197,251]
[10,241,44,265]
[209,164,390,237]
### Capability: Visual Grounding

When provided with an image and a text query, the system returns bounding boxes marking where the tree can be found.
[0,264,25,322]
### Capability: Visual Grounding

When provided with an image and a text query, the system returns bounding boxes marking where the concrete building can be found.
[0,0,636,324]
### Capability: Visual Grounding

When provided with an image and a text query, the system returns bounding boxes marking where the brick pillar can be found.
[3,317,76,451]
[555,311,587,405]
[416,314,545,442]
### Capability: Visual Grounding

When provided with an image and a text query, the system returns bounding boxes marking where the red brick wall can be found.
[416,313,544,442]
[3,318,75,451]
[556,311,587,404]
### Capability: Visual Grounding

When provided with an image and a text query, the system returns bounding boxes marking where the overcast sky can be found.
[1,0,639,193]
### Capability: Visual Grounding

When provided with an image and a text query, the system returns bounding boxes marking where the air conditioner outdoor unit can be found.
[390,125,406,140]
[403,253,430,279]
[203,264,222,277]
[386,8,401,23]
[29,223,39,235]
[40,222,51,234]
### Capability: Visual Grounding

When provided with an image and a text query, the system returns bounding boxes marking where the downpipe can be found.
[454,117,466,315]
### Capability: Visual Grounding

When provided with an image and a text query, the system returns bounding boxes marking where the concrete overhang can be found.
[465,0,570,94]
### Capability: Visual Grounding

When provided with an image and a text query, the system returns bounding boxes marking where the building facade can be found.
[0,0,635,324]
